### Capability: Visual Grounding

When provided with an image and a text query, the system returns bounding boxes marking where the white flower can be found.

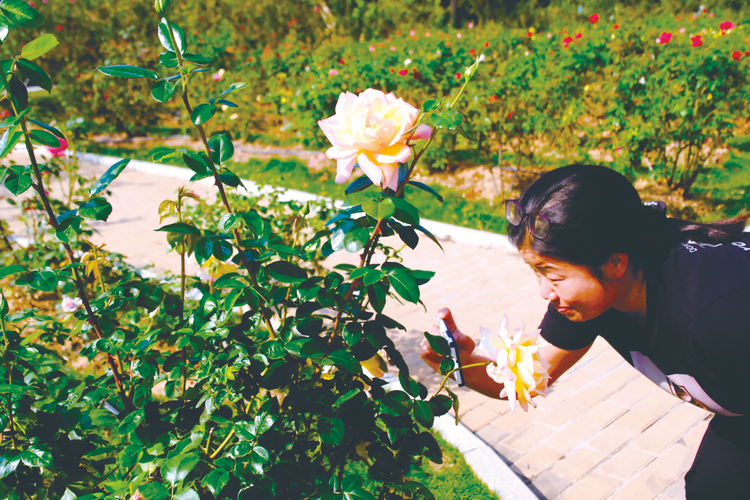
[478,54,486,62]
[318,89,432,189]
[61,295,82,313]
[639,76,646,84]
[475,315,551,412]
[404,58,412,66]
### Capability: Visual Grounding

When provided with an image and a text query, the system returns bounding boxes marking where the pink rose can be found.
[61,295,82,312]
[46,137,69,157]
[318,89,432,190]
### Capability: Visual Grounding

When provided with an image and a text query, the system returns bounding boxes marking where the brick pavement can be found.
[0,153,712,500]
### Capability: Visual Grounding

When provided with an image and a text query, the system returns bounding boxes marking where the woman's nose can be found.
[539,279,557,301]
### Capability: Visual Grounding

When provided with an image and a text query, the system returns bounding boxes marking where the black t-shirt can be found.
[539,233,750,416]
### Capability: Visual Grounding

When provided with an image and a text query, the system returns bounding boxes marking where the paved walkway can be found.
[1,152,711,500]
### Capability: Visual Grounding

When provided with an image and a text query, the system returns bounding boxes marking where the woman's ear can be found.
[602,253,629,280]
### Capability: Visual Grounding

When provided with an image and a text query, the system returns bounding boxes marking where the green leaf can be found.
[333,388,361,408]
[0,17,9,42]
[156,222,201,236]
[191,103,216,126]
[28,128,60,147]
[217,82,247,99]
[326,350,361,374]
[3,171,31,195]
[387,268,419,303]
[367,283,386,313]
[218,168,243,188]
[266,261,307,284]
[407,181,443,202]
[28,118,63,139]
[412,400,434,427]
[158,51,178,68]
[163,453,200,487]
[345,175,373,195]
[20,446,53,468]
[439,357,455,375]
[97,65,159,80]
[0,0,44,30]
[174,488,200,500]
[202,469,229,496]
[151,80,176,103]
[182,152,209,173]
[318,417,345,446]
[361,197,396,220]
[0,452,21,478]
[0,127,23,159]
[0,108,30,129]
[9,76,27,109]
[415,224,443,250]
[137,482,170,500]
[422,99,440,112]
[0,264,26,279]
[18,269,57,292]
[79,197,112,222]
[424,332,450,357]
[20,33,58,60]
[60,488,77,500]
[218,213,242,232]
[89,158,129,196]
[380,391,412,416]
[391,198,420,225]
[429,395,453,416]
[399,371,420,398]
[117,409,145,435]
[208,133,233,165]
[158,18,186,55]
[343,226,369,253]
[250,445,270,464]
[183,52,211,64]
[430,108,463,130]
[16,58,52,92]
[456,124,477,142]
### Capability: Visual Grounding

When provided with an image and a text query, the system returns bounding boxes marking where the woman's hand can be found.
[420,308,476,373]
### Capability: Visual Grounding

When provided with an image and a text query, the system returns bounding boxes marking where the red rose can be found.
[720,21,735,31]
[390,68,395,73]
[56,25,62,31]
[507,110,515,119]
[563,35,574,48]
[613,24,619,30]
[469,48,476,56]
[398,69,408,76]
[658,32,672,45]
[484,41,490,47]
[455,72,462,80]
[575,33,582,39]
[691,35,703,47]
[339,58,345,65]
[731,51,742,62]
[589,14,599,24]
[527,31,533,38]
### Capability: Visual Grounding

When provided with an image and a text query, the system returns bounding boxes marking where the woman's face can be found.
[519,246,623,322]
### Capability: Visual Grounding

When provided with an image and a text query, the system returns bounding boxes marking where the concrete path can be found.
[0,152,711,500]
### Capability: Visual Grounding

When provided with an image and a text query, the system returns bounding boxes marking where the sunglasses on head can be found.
[505,199,551,240]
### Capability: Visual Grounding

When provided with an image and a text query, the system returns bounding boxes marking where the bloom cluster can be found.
[476,316,551,412]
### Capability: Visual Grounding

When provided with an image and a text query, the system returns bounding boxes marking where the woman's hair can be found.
[507,164,749,277]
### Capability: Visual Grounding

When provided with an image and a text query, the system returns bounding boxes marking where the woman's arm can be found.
[420,308,593,400]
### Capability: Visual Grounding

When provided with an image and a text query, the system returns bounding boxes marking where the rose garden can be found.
[0,0,748,499]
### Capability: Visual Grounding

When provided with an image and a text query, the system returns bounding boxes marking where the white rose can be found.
[318,89,431,190]
[61,295,82,313]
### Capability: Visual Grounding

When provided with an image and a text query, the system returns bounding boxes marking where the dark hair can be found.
[508,164,749,277]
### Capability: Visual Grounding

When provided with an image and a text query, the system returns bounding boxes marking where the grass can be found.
[346,430,500,500]
[690,135,750,220]
[83,143,509,234]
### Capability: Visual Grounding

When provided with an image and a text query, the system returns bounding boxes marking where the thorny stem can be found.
[0,68,131,410]
[433,361,490,397]
[1,314,17,448]
[179,91,278,340]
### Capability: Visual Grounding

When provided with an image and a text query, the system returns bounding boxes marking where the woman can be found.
[420,164,750,499]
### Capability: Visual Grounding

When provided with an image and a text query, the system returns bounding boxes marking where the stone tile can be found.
[577,401,628,428]
[512,445,564,480]
[657,480,686,500]
[551,448,608,481]
[567,384,616,409]
[478,397,513,416]
[607,377,658,407]
[616,444,690,500]
[596,364,640,391]
[588,423,639,455]
[660,402,710,430]
[501,422,555,452]
[555,367,601,392]
[598,446,655,479]
[475,424,508,445]
[532,470,572,500]
[559,472,622,500]
[546,419,598,452]
[630,418,686,455]
[489,407,536,433]
[491,441,522,463]
[455,390,491,416]
[682,418,710,450]
[460,405,501,431]
[582,349,625,374]
[614,389,683,432]
[536,399,588,427]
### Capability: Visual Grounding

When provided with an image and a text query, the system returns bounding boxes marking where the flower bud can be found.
[154,0,172,15]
